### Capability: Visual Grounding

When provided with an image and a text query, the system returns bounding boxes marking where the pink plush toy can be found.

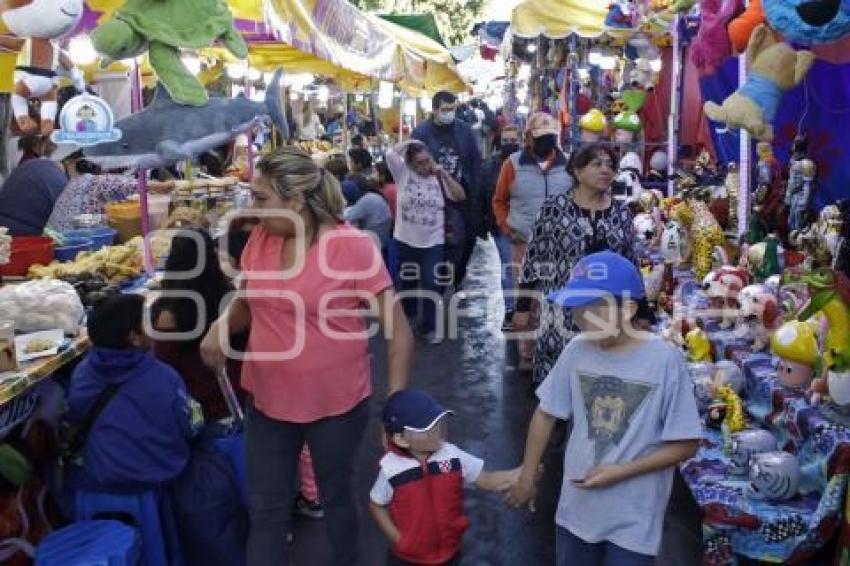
[690,0,744,75]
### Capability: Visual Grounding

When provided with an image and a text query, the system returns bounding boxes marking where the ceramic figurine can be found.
[748,452,801,501]
[770,321,820,391]
[738,283,780,351]
[788,158,815,234]
[702,266,749,329]
[706,398,727,429]
[689,362,717,412]
[717,384,745,434]
[730,429,777,476]
[713,360,745,394]
[685,328,713,363]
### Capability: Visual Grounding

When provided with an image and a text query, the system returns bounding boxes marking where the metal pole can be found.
[398,91,404,143]
[244,73,255,179]
[568,35,580,151]
[738,53,750,239]
[667,16,682,196]
[130,59,153,275]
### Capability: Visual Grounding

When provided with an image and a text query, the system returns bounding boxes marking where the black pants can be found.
[245,398,370,566]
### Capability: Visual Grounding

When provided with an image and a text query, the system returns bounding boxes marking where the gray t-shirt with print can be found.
[536,335,701,556]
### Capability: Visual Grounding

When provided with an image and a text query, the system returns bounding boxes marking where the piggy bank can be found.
[748,452,801,501]
[714,360,744,394]
[730,429,776,476]
[689,362,716,412]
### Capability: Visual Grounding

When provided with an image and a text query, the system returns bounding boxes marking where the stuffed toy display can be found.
[606,0,636,28]
[579,108,607,142]
[690,0,744,75]
[91,0,248,106]
[0,0,86,134]
[704,25,815,141]
[764,0,850,46]
[703,265,750,329]
[728,0,765,53]
[738,283,780,351]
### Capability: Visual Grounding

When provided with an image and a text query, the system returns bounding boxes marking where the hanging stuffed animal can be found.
[690,0,744,76]
[703,25,815,141]
[613,151,645,202]
[728,0,765,53]
[764,0,850,46]
[613,90,646,143]
[579,109,607,142]
[0,0,85,135]
[606,0,636,28]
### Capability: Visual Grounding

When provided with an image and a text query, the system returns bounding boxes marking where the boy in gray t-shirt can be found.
[507,251,701,565]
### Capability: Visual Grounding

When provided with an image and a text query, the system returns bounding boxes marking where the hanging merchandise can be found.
[50,93,122,146]
[91,0,248,106]
[703,25,815,141]
[605,0,636,28]
[83,71,287,170]
[728,0,765,53]
[0,0,86,135]
[690,0,744,76]
[763,0,850,46]
[579,108,606,141]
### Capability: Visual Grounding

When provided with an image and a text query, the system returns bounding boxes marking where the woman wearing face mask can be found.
[385,139,465,344]
[512,143,638,385]
[492,113,572,344]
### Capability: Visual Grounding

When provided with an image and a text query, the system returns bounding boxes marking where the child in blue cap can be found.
[370,389,518,565]
[506,251,701,565]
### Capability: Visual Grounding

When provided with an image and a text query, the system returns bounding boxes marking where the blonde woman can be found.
[201,147,413,566]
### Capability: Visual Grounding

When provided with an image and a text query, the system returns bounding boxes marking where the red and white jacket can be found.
[370,443,484,564]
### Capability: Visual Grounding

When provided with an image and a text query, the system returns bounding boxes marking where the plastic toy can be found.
[730,429,776,476]
[771,320,820,390]
[686,327,713,362]
[790,268,850,371]
[739,283,780,351]
[748,451,801,501]
[703,266,749,329]
[703,25,815,141]
[579,109,607,141]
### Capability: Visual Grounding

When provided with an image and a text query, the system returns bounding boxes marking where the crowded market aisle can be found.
[290,240,703,566]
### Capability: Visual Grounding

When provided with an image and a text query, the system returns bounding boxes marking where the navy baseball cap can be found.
[547,251,645,309]
[382,390,453,434]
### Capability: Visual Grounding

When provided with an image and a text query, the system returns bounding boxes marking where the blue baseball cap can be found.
[547,251,645,309]
[382,390,453,434]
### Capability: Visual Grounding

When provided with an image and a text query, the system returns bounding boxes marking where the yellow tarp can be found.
[84,0,465,93]
[511,0,610,39]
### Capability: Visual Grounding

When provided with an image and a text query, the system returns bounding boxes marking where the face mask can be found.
[437,110,456,125]
[532,135,557,158]
[500,143,520,159]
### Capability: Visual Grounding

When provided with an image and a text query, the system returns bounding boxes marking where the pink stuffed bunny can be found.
[690,0,744,75]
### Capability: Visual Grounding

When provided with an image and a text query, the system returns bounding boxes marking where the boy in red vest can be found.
[370,389,518,565]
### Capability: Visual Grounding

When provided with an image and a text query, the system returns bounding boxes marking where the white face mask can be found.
[437,110,456,125]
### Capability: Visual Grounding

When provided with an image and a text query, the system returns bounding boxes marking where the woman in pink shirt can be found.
[200,147,413,566]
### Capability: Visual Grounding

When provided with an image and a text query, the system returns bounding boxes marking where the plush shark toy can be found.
[84,70,288,170]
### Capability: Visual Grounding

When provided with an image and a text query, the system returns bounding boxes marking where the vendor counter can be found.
[0,334,90,406]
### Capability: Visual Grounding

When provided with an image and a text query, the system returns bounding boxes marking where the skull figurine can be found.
[748,452,801,501]
[730,429,776,476]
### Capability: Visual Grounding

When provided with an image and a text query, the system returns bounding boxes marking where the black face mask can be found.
[532,135,557,159]
[500,143,520,160]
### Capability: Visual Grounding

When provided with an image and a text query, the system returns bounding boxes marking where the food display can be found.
[23,338,56,355]
[294,140,334,154]
[27,243,143,283]
[0,279,84,334]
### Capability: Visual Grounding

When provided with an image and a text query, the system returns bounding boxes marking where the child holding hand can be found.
[370,389,518,566]
[507,251,701,565]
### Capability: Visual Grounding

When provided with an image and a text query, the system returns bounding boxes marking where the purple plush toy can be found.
[691,0,744,75]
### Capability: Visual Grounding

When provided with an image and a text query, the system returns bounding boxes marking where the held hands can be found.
[199,321,226,370]
[505,468,538,512]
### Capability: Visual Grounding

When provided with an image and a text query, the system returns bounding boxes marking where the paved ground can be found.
[291,240,705,566]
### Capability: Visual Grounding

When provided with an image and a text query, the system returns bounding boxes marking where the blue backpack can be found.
[170,430,248,566]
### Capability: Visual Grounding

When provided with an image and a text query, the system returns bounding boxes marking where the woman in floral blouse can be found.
[513,143,637,384]
[47,150,137,231]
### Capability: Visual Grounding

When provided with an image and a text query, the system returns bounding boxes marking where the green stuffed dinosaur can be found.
[92,0,248,106]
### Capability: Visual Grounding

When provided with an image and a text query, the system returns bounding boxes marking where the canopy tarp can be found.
[263,0,467,93]
[510,0,610,39]
[81,0,465,93]
[378,14,445,47]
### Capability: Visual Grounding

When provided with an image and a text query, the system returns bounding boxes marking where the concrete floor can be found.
[291,240,705,566]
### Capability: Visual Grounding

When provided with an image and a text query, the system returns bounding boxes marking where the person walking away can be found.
[507,251,701,565]
[386,140,465,345]
[412,91,482,290]
[481,125,522,330]
[344,176,393,256]
[200,147,414,566]
[511,143,637,385]
[341,147,375,206]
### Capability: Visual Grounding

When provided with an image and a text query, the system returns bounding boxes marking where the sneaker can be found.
[295,495,325,519]
[501,312,514,332]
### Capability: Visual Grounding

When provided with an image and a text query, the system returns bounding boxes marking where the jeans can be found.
[396,242,444,334]
[493,234,514,313]
[245,398,370,566]
[555,527,654,566]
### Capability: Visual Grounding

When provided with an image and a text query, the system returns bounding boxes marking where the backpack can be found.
[169,433,248,566]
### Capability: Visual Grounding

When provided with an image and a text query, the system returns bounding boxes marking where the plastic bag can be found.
[0,279,84,334]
